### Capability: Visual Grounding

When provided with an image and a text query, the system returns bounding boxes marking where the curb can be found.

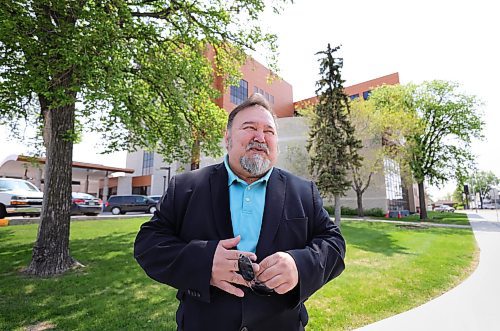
[6,214,151,226]
[337,217,471,229]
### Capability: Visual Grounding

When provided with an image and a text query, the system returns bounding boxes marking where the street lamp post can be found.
[493,187,499,222]
[160,166,171,193]
[470,173,478,213]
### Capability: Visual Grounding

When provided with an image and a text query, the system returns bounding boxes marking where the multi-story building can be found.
[292,73,418,212]
[121,67,418,212]
[111,56,295,198]
[1,53,417,212]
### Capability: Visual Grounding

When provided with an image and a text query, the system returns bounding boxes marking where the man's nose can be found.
[253,130,265,142]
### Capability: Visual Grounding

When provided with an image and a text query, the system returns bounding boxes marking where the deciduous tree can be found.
[0,0,290,276]
[371,81,483,219]
[469,170,499,208]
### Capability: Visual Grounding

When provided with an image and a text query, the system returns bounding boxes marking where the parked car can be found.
[434,205,455,212]
[0,178,43,219]
[482,202,499,209]
[104,195,157,215]
[71,192,102,216]
[148,195,163,203]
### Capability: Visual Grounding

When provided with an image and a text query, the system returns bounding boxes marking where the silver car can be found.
[0,178,43,218]
[434,205,455,212]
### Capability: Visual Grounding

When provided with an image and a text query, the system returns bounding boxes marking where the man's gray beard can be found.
[240,154,271,177]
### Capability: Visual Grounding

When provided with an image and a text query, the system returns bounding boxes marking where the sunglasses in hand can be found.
[238,254,275,296]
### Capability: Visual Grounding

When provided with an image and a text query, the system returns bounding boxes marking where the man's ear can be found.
[224,130,230,150]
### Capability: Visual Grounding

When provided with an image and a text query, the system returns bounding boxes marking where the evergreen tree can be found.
[307,44,362,224]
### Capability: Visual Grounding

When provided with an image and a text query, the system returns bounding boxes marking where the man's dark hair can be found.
[227,93,276,130]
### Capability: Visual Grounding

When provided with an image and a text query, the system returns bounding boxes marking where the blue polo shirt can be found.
[224,156,273,253]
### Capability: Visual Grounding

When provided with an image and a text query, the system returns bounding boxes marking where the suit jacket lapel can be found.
[256,169,286,259]
[209,163,234,239]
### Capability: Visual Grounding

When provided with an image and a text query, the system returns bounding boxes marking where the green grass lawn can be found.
[0,218,477,330]
[355,211,471,226]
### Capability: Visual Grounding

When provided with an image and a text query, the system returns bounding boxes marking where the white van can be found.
[0,178,43,218]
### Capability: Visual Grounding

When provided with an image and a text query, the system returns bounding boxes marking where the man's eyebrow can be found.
[240,121,257,126]
[240,121,275,130]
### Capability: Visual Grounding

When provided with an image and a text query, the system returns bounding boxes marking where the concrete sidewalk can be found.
[356,210,500,331]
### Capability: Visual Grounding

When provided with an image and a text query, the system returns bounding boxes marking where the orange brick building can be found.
[212,56,295,118]
[120,66,415,214]
[293,72,400,109]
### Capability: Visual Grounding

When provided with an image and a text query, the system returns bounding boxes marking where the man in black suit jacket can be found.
[134,94,346,330]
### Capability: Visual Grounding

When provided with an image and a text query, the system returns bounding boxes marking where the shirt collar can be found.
[224,155,273,187]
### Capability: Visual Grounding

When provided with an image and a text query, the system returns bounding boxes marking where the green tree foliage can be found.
[348,97,414,216]
[370,81,484,219]
[0,0,291,276]
[469,170,499,208]
[452,187,465,207]
[453,168,473,208]
[348,99,383,217]
[351,86,420,217]
[307,44,362,224]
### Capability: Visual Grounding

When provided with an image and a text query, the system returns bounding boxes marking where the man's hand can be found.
[210,236,258,297]
[256,252,299,294]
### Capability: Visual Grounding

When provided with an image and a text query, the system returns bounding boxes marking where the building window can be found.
[132,186,149,195]
[384,158,409,210]
[363,90,371,100]
[142,151,154,175]
[350,94,360,100]
[230,79,248,105]
[253,85,274,104]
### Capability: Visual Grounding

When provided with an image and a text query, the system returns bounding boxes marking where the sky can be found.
[1,0,499,200]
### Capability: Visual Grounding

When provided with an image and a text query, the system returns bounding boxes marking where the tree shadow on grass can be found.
[341,222,410,256]
[341,221,474,259]
[0,228,33,276]
[0,232,179,331]
[0,228,14,247]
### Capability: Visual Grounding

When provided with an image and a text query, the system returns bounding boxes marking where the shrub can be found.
[365,208,385,217]
[324,206,385,217]
[324,205,333,215]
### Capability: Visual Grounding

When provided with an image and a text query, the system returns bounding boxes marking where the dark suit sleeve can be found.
[286,181,346,303]
[133,176,218,303]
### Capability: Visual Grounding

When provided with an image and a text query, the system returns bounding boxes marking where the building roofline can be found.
[10,155,135,174]
[344,72,400,92]
[293,72,400,109]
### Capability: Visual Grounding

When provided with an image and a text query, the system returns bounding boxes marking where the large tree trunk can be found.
[25,81,81,276]
[356,190,364,217]
[334,194,341,225]
[418,181,427,220]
